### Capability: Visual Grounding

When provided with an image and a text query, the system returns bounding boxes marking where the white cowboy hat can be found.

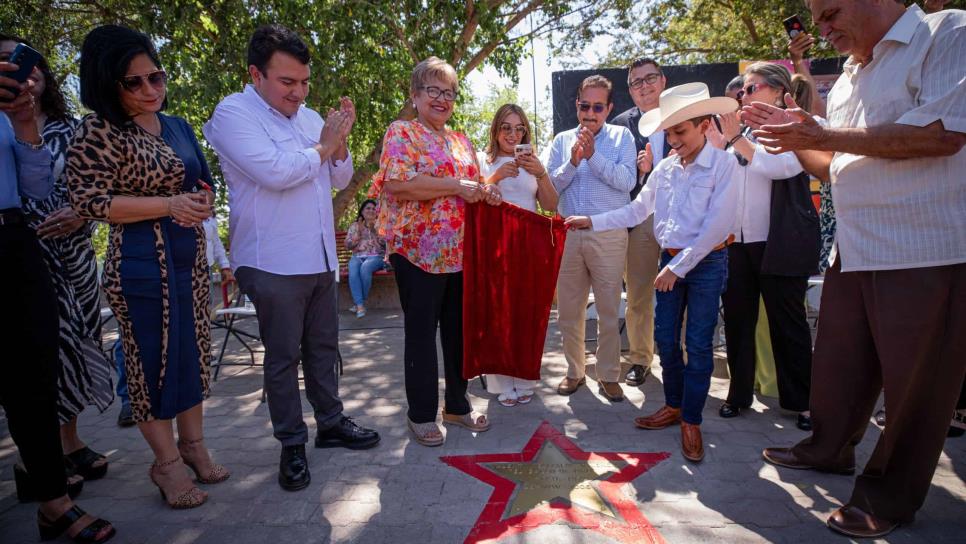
[638,82,738,136]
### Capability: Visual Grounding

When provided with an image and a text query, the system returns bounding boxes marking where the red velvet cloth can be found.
[462,202,567,380]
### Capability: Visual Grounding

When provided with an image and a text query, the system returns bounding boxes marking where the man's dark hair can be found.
[578,74,614,104]
[726,75,744,93]
[627,57,663,75]
[0,33,70,122]
[79,25,167,127]
[247,25,310,75]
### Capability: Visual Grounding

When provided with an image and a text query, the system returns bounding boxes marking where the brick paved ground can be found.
[1,310,963,543]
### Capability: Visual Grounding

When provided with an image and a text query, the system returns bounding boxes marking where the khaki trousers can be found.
[623,216,661,367]
[556,228,628,383]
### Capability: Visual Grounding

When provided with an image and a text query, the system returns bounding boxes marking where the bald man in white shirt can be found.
[748,1,966,537]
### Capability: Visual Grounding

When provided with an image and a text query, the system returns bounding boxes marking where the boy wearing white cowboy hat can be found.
[566,82,740,463]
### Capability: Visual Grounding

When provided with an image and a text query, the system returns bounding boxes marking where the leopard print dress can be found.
[66,113,212,423]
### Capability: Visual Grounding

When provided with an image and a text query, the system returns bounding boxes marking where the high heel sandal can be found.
[64,447,109,481]
[15,464,84,502]
[177,438,230,484]
[37,505,115,543]
[148,457,207,509]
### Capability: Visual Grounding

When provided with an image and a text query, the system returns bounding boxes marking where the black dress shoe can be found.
[874,409,886,427]
[279,445,310,491]
[116,404,135,428]
[315,416,380,450]
[797,413,813,431]
[625,365,649,386]
[718,403,741,418]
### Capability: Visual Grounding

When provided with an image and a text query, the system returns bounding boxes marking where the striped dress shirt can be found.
[544,123,637,218]
[827,5,966,272]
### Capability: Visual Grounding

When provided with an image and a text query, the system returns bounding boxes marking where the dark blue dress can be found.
[67,113,214,422]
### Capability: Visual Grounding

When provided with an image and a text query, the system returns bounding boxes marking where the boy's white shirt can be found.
[591,142,740,277]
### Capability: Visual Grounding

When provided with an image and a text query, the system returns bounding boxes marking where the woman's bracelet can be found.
[727,134,743,148]
[166,196,173,216]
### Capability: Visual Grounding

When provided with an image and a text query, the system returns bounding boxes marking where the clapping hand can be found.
[636,143,654,174]
[578,127,596,158]
[748,94,823,154]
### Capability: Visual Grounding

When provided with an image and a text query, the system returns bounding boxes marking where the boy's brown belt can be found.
[665,234,735,257]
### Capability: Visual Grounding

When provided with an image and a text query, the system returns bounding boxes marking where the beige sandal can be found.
[407,418,445,447]
[442,410,491,432]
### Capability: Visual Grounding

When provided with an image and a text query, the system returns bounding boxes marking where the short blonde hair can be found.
[410,56,458,96]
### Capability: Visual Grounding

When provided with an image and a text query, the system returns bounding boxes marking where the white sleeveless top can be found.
[477,152,538,212]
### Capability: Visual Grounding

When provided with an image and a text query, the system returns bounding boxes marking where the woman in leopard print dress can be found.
[1,35,115,485]
[66,25,228,509]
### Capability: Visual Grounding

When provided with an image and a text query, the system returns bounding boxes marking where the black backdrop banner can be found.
[550,58,846,135]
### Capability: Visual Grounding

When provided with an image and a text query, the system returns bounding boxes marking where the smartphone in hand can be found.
[514,144,533,159]
[783,15,806,40]
[0,43,43,103]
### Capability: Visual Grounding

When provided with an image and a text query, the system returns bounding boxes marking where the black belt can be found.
[0,208,25,226]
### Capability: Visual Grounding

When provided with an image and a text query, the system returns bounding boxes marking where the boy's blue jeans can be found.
[654,248,728,425]
[348,255,387,306]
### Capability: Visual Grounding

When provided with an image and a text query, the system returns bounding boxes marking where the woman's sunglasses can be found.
[118,70,167,92]
[736,82,768,100]
[499,123,527,136]
[578,102,607,113]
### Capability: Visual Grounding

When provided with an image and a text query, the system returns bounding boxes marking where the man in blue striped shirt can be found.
[545,75,637,402]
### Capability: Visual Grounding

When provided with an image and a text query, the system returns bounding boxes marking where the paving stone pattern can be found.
[1,310,963,543]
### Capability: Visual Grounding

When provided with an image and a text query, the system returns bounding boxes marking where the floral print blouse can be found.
[345,221,386,257]
[369,120,480,274]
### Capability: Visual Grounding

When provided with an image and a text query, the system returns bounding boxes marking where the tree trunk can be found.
[332,99,417,221]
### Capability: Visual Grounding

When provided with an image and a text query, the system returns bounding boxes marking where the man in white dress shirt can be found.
[204,25,379,492]
[749,1,966,537]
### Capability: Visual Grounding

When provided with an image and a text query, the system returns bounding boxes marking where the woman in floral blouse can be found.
[370,56,502,446]
[345,199,386,318]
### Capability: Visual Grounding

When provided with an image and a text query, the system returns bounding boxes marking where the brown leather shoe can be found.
[827,505,898,538]
[762,447,855,475]
[556,376,586,395]
[598,381,624,402]
[634,405,682,430]
[680,422,704,462]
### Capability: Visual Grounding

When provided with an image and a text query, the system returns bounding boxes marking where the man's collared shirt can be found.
[1,115,53,209]
[591,143,740,277]
[203,216,229,270]
[827,5,966,272]
[203,85,353,276]
[544,122,637,218]
[611,106,667,199]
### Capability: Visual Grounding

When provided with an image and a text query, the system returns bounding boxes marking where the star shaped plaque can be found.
[441,421,671,544]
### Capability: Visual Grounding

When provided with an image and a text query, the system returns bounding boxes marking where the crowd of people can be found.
[0,0,963,542]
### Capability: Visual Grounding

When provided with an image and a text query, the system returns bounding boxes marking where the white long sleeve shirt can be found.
[731,138,805,243]
[203,216,230,269]
[591,143,740,277]
[203,85,352,275]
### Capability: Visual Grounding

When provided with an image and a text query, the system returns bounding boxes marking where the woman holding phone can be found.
[477,103,557,406]
[67,25,228,510]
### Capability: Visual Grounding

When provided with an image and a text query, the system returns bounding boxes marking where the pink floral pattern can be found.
[369,120,479,274]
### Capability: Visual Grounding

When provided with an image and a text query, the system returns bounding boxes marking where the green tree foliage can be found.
[3,0,632,231]
[599,0,837,66]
